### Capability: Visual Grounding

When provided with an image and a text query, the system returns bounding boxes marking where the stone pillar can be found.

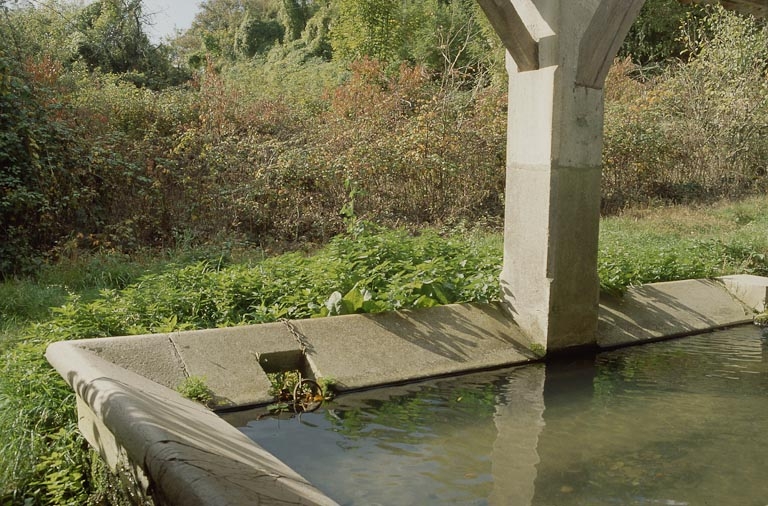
[481,0,645,352]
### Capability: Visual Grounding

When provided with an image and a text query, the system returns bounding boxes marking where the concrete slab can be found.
[45,341,338,506]
[79,334,187,390]
[293,303,538,391]
[170,323,301,407]
[597,279,753,348]
[719,274,768,312]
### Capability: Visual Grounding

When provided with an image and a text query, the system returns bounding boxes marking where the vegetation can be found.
[176,375,215,405]
[2,1,765,278]
[598,197,768,294]
[4,195,768,502]
[1,0,767,503]
[602,11,768,212]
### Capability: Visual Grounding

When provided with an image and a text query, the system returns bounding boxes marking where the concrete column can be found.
[497,0,643,351]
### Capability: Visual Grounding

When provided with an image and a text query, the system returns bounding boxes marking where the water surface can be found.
[232,326,768,505]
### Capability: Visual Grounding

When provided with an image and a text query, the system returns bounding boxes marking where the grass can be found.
[2,196,768,503]
[598,197,768,294]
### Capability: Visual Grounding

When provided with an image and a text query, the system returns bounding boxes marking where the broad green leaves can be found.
[33,224,501,336]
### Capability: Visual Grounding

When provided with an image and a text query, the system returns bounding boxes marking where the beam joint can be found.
[476,0,539,72]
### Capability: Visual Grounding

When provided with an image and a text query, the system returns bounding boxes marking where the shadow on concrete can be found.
[67,363,336,506]
[366,303,534,362]
[598,279,751,348]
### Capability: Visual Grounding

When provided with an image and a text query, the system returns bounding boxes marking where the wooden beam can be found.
[476,0,539,72]
[576,0,647,89]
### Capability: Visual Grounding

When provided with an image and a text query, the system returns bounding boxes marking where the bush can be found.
[603,7,768,212]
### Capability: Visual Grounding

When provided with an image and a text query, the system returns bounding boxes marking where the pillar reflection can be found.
[490,363,546,506]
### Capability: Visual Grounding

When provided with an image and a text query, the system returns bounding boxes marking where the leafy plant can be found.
[176,375,214,405]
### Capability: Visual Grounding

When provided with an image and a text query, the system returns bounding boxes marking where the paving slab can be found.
[79,334,187,390]
[292,302,538,391]
[719,274,768,312]
[171,323,301,407]
[597,279,753,348]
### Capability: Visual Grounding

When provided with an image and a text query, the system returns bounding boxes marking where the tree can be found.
[74,0,152,74]
[67,0,189,87]
[331,0,404,63]
[620,0,703,65]
[184,0,281,62]
[278,0,311,41]
[234,11,283,57]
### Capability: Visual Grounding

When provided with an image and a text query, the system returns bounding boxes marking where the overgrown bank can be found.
[3,197,768,503]
[1,1,768,503]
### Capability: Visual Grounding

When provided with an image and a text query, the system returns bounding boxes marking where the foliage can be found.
[331,0,404,64]
[278,0,313,42]
[4,194,768,501]
[659,7,768,193]
[598,197,768,294]
[24,224,501,337]
[330,0,501,81]
[176,375,214,405]
[3,2,764,275]
[0,338,89,504]
[619,0,703,65]
[603,7,768,213]
[0,50,93,277]
[0,2,193,277]
[234,11,283,57]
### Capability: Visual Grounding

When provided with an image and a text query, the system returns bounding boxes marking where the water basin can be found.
[226,325,768,505]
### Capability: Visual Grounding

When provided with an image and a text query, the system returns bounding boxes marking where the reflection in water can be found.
[231,326,768,506]
[490,365,545,505]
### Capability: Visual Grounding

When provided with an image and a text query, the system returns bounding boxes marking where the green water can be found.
[232,326,768,505]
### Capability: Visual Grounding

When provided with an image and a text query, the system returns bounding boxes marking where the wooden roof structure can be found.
[682,0,767,18]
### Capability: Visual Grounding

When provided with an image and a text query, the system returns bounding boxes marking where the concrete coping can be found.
[46,340,338,505]
[45,276,766,505]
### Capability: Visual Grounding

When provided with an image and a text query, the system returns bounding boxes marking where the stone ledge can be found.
[46,340,337,506]
[597,278,754,348]
[719,274,768,313]
[45,277,766,505]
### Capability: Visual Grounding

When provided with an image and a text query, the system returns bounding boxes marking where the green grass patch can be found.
[598,197,768,294]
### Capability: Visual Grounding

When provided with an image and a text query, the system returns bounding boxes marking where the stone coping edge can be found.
[45,341,339,506]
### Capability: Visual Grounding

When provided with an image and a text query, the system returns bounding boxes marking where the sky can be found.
[141,0,201,41]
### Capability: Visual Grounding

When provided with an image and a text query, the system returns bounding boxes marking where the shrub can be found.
[603,8,768,212]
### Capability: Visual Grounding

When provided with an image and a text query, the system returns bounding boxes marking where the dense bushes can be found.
[3,46,507,277]
[2,3,766,275]
[602,8,768,212]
